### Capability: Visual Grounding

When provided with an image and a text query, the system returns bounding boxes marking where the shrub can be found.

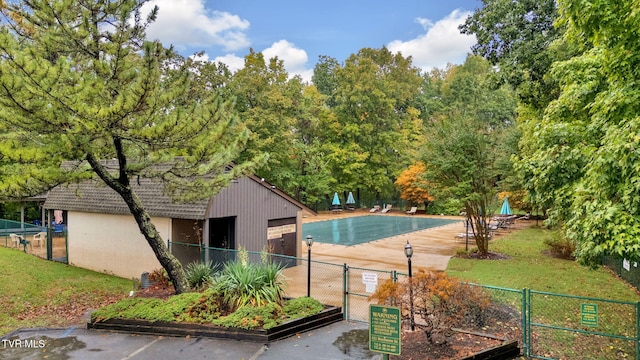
[544,231,576,259]
[177,288,225,323]
[213,247,287,310]
[214,302,284,330]
[370,270,491,344]
[92,291,323,330]
[283,297,324,319]
[185,261,215,290]
[427,198,463,215]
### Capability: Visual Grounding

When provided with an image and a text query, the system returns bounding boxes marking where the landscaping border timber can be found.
[87,306,343,343]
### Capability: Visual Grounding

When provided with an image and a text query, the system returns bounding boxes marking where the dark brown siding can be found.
[206,178,300,252]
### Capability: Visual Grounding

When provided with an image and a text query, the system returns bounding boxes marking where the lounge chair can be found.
[381,204,393,213]
[455,232,492,240]
[369,205,380,213]
[406,207,417,215]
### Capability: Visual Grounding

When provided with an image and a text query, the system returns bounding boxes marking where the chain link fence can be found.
[527,290,638,359]
[603,255,640,292]
[345,266,397,322]
[0,219,66,263]
[168,242,640,359]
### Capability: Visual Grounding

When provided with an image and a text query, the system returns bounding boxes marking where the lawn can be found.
[447,227,640,302]
[447,227,640,359]
[0,246,135,336]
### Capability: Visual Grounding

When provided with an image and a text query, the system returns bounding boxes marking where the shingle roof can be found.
[44,177,210,220]
[43,160,316,220]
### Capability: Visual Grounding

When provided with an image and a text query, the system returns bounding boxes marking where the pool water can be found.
[302,215,458,246]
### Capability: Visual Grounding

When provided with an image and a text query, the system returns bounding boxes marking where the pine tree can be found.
[0,0,260,293]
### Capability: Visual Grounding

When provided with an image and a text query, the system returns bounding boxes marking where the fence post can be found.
[636,301,640,360]
[201,243,205,263]
[526,288,532,357]
[522,288,529,357]
[343,263,349,321]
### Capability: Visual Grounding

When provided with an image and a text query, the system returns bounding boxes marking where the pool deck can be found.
[301,209,532,272]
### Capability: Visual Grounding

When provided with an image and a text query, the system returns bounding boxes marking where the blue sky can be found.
[141,0,481,82]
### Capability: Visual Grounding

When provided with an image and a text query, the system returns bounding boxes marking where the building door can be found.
[267,218,297,268]
[208,217,235,266]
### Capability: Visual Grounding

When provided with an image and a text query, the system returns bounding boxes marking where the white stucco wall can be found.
[66,211,170,279]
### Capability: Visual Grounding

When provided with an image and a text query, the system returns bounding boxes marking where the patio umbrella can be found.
[500,197,512,215]
[332,192,341,206]
[346,192,355,205]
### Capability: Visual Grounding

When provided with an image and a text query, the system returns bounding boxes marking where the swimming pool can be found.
[302,215,458,246]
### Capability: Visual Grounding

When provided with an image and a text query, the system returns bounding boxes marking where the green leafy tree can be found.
[229,51,331,203]
[422,56,516,256]
[312,55,340,108]
[461,0,579,220]
[0,0,260,294]
[287,85,333,204]
[414,68,448,123]
[460,0,564,109]
[521,0,640,266]
[329,47,424,200]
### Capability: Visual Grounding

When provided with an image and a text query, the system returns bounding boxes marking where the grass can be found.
[0,246,135,336]
[447,227,640,359]
[447,227,640,302]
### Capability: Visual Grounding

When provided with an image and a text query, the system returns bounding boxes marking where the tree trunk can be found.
[466,204,490,256]
[87,153,190,294]
[119,188,190,294]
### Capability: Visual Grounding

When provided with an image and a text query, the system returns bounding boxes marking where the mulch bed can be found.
[133,282,175,299]
[393,330,505,360]
[459,251,511,260]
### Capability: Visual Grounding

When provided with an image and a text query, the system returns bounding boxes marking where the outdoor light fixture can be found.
[404,240,414,263]
[306,234,313,298]
[404,240,415,331]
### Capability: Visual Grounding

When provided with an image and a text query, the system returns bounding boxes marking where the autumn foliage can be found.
[395,162,434,208]
[369,270,491,344]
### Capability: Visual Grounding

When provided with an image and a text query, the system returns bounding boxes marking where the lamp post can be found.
[404,240,415,331]
[306,234,314,298]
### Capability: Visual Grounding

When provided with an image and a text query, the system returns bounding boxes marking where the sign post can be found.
[369,305,401,358]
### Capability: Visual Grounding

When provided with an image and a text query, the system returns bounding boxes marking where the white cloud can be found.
[141,0,250,54]
[190,40,313,82]
[211,54,245,73]
[262,40,313,82]
[388,9,476,72]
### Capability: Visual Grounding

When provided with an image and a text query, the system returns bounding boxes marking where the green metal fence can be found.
[0,219,67,263]
[344,266,396,323]
[168,241,640,359]
[527,290,638,359]
[603,255,640,292]
[0,219,44,248]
